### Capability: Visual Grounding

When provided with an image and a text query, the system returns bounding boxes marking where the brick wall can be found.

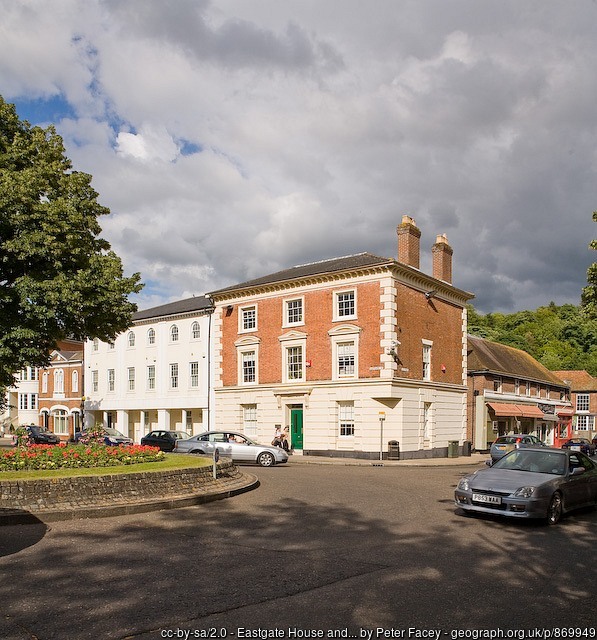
[0,461,240,512]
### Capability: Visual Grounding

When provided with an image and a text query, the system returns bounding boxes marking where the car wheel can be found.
[547,493,563,525]
[258,452,275,467]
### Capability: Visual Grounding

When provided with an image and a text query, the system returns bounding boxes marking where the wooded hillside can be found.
[467,303,597,376]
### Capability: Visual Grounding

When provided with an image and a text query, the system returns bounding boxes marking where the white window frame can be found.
[127,367,135,392]
[53,409,68,435]
[147,365,156,391]
[235,337,260,385]
[240,350,257,385]
[191,321,201,340]
[239,305,257,333]
[422,340,432,381]
[285,345,304,382]
[576,394,590,412]
[576,414,595,430]
[333,289,357,322]
[170,325,179,342]
[514,379,520,395]
[170,363,179,389]
[147,328,156,345]
[72,370,79,393]
[127,331,135,347]
[493,376,502,393]
[54,369,64,393]
[92,338,99,352]
[243,404,258,437]
[284,297,304,327]
[42,372,49,394]
[107,369,115,392]
[189,362,199,388]
[423,402,432,441]
[338,401,355,437]
[92,370,98,393]
[279,332,307,384]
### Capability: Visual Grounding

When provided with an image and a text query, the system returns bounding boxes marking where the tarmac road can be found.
[0,462,596,639]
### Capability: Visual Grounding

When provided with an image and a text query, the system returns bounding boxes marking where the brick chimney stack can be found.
[432,233,453,284]
[397,215,421,269]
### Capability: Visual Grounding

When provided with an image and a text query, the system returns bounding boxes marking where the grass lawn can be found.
[0,453,211,481]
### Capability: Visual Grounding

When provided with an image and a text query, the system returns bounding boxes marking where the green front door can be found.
[290,407,303,450]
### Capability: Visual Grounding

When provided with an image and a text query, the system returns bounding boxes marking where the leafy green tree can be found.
[468,302,597,376]
[582,211,597,318]
[0,96,142,398]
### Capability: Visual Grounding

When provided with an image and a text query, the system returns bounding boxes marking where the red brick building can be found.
[38,339,84,441]
[468,336,572,450]
[552,370,597,443]
[208,217,473,459]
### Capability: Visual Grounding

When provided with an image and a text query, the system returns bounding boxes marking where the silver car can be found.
[455,447,597,525]
[173,430,288,467]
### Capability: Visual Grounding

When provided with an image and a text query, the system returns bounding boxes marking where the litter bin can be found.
[388,440,400,460]
[462,440,472,457]
[447,440,459,458]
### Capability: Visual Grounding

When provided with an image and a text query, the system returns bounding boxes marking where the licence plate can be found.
[571,446,580,451]
[472,493,502,504]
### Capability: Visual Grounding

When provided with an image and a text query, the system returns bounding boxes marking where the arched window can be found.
[42,372,49,394]
[54,369,64,393]
[170,325,179,342]
[128,331,135,347]
[147,328,156,345]
[72,370,79,393]
[191,321,200,339]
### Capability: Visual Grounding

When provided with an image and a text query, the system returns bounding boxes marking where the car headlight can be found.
[513,486,536,498]
[457,478,470,491]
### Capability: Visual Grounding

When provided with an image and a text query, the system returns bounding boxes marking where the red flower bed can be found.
[0,442,165,471]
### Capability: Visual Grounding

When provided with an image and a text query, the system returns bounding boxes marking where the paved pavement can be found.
[0,437,487,525]
[287,451,487,466]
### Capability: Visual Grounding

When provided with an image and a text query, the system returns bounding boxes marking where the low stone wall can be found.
[0,460,257,522]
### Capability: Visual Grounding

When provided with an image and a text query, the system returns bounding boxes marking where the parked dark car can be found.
[25,425,61,445]
[455,447,597,525]
[74,427,133,446]
[140,430,190,452]
[561,438,596,457]
[489,434,544,462]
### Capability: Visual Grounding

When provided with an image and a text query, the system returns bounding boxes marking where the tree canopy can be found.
[468,302,597,376]
[581,210,597,319]
[0,96,142,393]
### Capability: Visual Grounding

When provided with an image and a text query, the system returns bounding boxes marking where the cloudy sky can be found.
[2,0,596,314]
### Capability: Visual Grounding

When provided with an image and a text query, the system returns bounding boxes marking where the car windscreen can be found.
[493,450,566,475]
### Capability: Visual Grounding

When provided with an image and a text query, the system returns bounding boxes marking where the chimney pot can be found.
[432,233,453,284]
[397,216,421,269]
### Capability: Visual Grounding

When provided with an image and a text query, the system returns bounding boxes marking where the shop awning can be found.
[516,404,545,419]
[486,403,523,417]
[486,403,547,419]
[557,408,574,417]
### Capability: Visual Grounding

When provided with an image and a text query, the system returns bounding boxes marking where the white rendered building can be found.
[84,296,214,441]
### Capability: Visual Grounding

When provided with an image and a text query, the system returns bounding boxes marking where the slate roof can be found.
[552,370,597,391]
[50,350,83,362]
[467,335,568,387]
[208,253,394,296]
[133,295,212,321]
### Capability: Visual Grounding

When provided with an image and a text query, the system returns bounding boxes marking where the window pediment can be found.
[279,330,308,343]
[234,336,261,347]
[328,324,361,337]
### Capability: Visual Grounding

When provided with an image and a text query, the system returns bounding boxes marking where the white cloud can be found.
[2,0,597,314]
